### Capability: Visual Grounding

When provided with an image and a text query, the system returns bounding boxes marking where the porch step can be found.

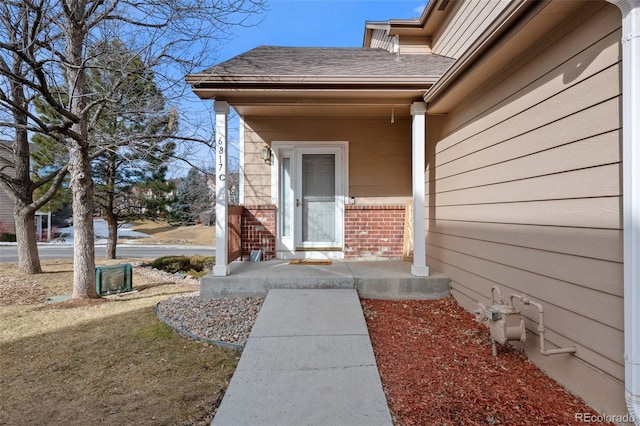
[350,260,451,300]
[200,260,451,300]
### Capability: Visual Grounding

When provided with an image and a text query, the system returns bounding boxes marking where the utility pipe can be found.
[605,1,640,422]
[510,294,576,356]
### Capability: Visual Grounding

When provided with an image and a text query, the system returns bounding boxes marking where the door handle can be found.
[296,198,300,207]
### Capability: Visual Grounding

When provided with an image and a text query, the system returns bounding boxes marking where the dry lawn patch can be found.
[0,259,239,426]
[127,220,215,246]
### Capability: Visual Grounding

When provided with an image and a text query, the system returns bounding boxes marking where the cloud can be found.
[413,3,428,16]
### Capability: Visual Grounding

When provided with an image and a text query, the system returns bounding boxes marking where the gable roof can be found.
[187,46,454,95]
[186,46,454,117]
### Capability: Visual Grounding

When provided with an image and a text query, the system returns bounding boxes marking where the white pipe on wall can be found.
[508,294,576,356]
[606,1,640,423]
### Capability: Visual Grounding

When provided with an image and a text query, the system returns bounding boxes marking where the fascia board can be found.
[187,74,439,86]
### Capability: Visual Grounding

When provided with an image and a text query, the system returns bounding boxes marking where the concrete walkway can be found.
[212,289,393,426]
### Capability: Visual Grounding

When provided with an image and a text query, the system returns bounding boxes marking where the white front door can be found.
[274,143,346,258]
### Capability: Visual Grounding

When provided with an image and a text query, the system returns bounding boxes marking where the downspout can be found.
[606,0,640,423]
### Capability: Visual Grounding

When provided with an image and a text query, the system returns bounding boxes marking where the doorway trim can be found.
[271,141,349,259]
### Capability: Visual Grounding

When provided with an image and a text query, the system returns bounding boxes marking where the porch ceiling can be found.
[230,103,413,119]
[197,89,421,118]
[189,83,426,117]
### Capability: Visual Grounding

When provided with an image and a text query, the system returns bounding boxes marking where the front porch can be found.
[200,259,450,300]
[186,47,453,279]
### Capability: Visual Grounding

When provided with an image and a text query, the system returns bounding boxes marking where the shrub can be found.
[0,221,15,242]
[0,232,17,242]
[150,256,191,274]
[150,255,215,276]
[188,255,215,272]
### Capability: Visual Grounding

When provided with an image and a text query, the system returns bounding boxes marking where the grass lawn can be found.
[126,220,215,246]
[0,259,239,426]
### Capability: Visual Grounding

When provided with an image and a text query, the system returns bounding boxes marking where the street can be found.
[0,244,216,263]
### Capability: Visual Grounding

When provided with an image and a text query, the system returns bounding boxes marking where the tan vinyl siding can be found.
[398,36,432,55]
[0,146,15,233]
[243,117,411,205]
[0,191,14,232]
[242,131,272,203]
[426,2,623,413]
[432,0,511,59]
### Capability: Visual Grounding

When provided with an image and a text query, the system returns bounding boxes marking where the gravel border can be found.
[155,297,245,350]
[155,292,264,350]
[134,265,264,350]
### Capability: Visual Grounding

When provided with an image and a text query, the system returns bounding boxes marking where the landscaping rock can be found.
[156,292,263,346]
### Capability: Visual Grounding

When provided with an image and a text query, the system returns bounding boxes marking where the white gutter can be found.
[606,0,640,423]
[186,74,440,85]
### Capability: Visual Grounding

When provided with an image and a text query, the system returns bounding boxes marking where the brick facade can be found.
[237,204,405,260]
[241,205,276,260]
[344,204,406,259]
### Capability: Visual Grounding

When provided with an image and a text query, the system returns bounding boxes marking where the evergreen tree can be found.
[168,167,213,226]
[88,39,177,258]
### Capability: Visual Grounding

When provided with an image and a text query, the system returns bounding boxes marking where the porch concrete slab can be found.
[201,260,354,299]
[212,289,393,426]
[201,259,451,300]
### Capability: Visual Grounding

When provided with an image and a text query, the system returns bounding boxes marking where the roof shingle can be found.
[197,46,454,78]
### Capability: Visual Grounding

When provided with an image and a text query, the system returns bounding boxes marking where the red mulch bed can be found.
[362,297,612,426]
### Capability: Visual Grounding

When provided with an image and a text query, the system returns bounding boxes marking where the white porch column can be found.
[607,1,640,422]
[213,101,229,276]
[411,101,429,277]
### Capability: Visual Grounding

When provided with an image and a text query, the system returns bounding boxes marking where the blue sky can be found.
[177,0,428,176]
[216,0,428,62]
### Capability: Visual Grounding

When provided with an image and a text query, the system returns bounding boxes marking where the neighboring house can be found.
[188,0,640,420]
[0,190,14,234]
[0,141,55,239]
[0,141,15,233]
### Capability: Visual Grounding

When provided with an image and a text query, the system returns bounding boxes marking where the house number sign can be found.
[217,137,226,182]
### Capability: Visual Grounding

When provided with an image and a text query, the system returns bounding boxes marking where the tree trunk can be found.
[104,152,117,259]
[105,209,117,259]
[14,204,41,274]
[69,144,97,299]
[9,45,42,275]
[66,1,98,299]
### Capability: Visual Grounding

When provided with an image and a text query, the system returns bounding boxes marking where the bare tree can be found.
[0,3,69,274]
[0,0,265,298]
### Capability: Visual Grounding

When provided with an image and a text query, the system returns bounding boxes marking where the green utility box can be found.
[96,263,133,296]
